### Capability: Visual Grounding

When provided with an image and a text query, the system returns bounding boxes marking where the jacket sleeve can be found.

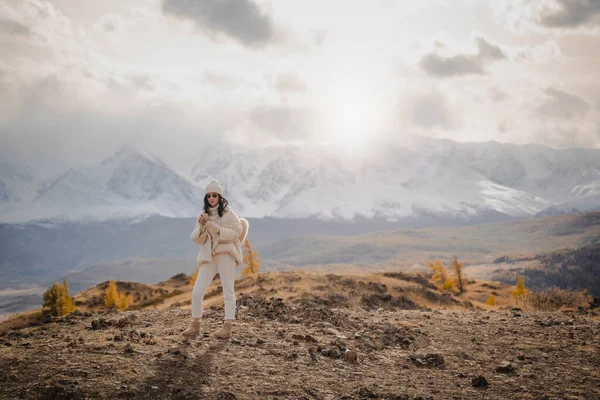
[218,221,243,243]
[190,218,209,245]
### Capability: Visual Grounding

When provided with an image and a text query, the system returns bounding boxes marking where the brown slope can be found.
[0,287,598,400]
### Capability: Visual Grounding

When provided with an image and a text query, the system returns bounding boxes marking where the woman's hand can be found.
[205,221,220,235]
[198,214,210,225]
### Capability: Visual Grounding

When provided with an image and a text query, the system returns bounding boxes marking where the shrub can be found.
[242,239,260,277]
[512,275,529,306]
[485,295,497,306]
[525,288,591,311]
[451,256,466,293]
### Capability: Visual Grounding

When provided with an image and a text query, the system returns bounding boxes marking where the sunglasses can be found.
[206,193,220,199]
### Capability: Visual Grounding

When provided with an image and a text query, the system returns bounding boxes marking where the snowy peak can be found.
[0,162,37,203]
[2,138,600,223]
[101,146,165,169]
[2,147,203,223]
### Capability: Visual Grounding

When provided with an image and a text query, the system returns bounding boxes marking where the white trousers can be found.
[191,253,237,320]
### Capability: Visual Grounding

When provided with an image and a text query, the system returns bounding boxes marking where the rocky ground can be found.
[1,292,599,400]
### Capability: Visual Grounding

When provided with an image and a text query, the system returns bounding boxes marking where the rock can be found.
[472,375,488,388]
[116,317,131,328]
[129,330,141,340]
[123,344,134,354]
[495,362,516,373]
[304,334,318,343]
[344,349,358,363]
[325,327,343,336]
[91,318,110,330]
[321,347,342,358]
[409,353,445,368]
[408,335,431,351]
[216,391,237,400]
[358,387,378,398]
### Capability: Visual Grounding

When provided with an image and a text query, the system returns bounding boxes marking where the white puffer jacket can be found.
[190,206,249,267]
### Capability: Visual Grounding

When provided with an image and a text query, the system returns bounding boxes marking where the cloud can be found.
[515,39,562,64]
[0,72,237,176]
[161,0,278,48]
[489,87,510,102]
[249,106,318,141]
[0,18,31,37]
[313,30,327,46]
[272,73,307,95]
[202,70,238,89]
[419,53,484,77]
[491,0,600,34]
[532,125,600,148]
[419,36,506,78]
[537,87,591,119]
[475,36,506,61]
[404,91,454,130]
[125,73,155,92]
[539,0,600,29]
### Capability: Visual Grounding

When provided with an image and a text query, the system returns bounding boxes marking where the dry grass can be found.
[524,288,592,311]
[3,270,519,331]
[0,310,45,333]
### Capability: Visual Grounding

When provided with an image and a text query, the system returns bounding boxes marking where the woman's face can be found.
[206,192,220,207]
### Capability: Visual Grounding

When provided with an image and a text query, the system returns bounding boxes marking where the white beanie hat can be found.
[205,179,223,196]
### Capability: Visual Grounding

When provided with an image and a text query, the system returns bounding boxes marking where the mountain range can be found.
[1,137,600,223]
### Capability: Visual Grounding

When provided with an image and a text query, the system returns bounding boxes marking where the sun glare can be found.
[331,96,380,150]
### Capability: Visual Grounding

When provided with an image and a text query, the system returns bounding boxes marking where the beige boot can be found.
[213,321,233,339]
[182,320,201,337]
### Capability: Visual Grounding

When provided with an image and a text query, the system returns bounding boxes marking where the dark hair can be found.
[203,194,229,217]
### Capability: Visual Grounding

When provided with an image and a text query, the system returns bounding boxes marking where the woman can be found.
[183,179,249,339]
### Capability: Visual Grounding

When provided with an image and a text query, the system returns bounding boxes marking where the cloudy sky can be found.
[1,0,599,174]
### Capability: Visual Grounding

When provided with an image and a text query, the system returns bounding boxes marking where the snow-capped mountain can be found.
[0,162,38,204]
[187,139,600,222]
[0,146,204,223]
[1,139,600,223]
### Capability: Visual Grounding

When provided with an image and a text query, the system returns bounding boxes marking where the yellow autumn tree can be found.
[442,278,455,291]
[43,279,76,316]
[486,294,497,306]
[118,292,133,310]
[428,260,446,286]
[242,239,260,277]
[451,256,466,293]
[104,281,119,309]
[104,281,133,310]
[190,268,199,287]
[61,280,76,314]
[512,276,529,304]
[428,259,454,290]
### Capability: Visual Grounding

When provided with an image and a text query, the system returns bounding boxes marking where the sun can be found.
[330,96,380,150]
